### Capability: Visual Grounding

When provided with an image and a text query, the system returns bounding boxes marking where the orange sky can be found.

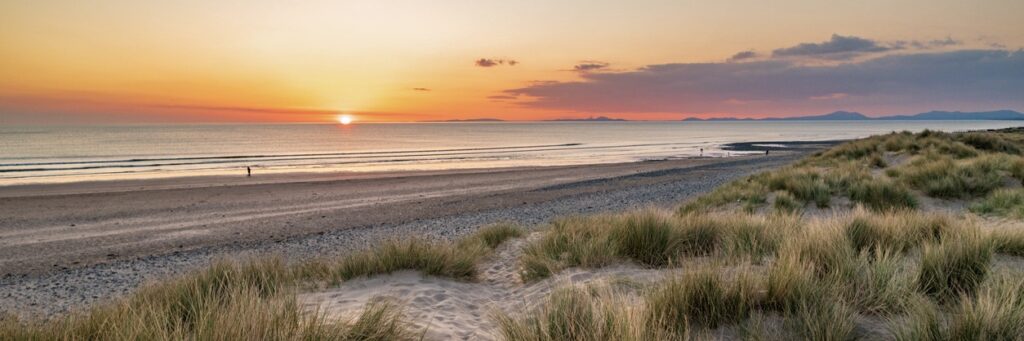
[2,0,1023,124]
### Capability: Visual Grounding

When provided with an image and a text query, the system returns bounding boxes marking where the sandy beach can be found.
[0,144,827,317]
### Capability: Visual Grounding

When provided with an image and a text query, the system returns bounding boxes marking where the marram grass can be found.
[1,223,525,340]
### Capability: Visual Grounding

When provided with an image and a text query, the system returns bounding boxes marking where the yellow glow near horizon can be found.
[337,114,353,125]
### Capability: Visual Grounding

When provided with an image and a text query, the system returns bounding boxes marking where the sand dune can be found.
[299,233,670,340]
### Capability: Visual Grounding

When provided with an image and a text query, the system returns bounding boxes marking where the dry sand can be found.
[298,233,670,340]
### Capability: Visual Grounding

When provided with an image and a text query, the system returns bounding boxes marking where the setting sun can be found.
[337,114,353,125]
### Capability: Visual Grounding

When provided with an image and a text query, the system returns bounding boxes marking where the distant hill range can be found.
[548,116,627,122]
[421,118,505,122]
[682,110,1024,121]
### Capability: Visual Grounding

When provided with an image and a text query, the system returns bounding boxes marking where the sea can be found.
[2,121,1021,186]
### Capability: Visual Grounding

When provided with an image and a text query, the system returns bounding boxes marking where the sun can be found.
[337,114,354,125]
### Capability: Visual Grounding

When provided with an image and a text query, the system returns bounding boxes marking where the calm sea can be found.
[2,121,1021,185]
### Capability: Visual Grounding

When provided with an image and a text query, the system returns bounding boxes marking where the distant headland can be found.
[682,110,1024,121]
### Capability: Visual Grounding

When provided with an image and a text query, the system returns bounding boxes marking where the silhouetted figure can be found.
[700,148,703,156]
[765,150,770,155]
[247,166,251,177]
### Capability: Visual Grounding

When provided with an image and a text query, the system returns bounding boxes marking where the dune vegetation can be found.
[5,129,1024,340]
[503,128,1024,340]
[0,223,524,340]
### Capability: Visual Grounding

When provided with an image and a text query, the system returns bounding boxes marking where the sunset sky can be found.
[2,0,1023,124]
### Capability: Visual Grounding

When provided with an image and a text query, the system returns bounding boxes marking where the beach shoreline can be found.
[0,141,834,317]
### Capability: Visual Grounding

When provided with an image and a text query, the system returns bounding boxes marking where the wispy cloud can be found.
[897,37,961,49]
[145,104,337,116]
[475,58,518,67]
[927,36,960,47]
[487,94,518,100]
[809,93,849,100]
[412,87,431,91]
[772,34,897,59]
[573,61,610,72]
[727,50,758,62]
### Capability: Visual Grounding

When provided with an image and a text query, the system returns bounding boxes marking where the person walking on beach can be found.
[247,166,251,177]
[700,148,703,156]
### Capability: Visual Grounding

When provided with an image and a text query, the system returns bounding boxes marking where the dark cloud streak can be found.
[475,58,518,67]
[573,61,610,72]
[504,49,1024,115]
[727,50,758,62]
[772,34,896,59]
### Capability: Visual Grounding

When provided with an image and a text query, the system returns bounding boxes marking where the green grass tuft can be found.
[611,210,682,266]
[888,297,945,341]
[718,214,794,262]
[519,210,797,280]
[680,179,768,214]
[645,267,760,331]
[848,179,917,211]
[761,169,832,208]
[495,286,649,341]
[518,215,620,281]
[0,259,414,340]
[843,209,951,253]
[462,222,525,249]
[845,249,916,314]
[957,132,1022,155]
[917,230,994,301]
[989,229,1024,257]
[945,272,1024,340]
[892,272,1024,340]
[971,188,1024,219]
[893,154,1008,199]
[772,191,802,213]
[786,296,857,341]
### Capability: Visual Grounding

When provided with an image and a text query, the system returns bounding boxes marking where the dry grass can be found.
[694,129,1024,214]
[510,129,1024,340]
[847,178,918,211]
[971,188,1024,219]
[645,267,761,331]
[301,222,524,283]
[494,285,658,341]
[889,153,1011,199]
[843,208,950,253]
[892,271,1024,340]
[680,180,768,214]
[945,272,1024,339]
[917,228,994,302]
[0,259,415,340]
[1,223,524,340]
[520,210,796,281]
[990,228,1024,257]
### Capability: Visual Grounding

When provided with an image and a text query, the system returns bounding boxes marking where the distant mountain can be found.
[682,110,1024,121]
[548,116,628,122]
[421,118,505,122]
[875,110,1024,120]
[774,111,870,121]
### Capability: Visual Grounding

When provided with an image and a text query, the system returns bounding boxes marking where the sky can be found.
[1,0,1023,124]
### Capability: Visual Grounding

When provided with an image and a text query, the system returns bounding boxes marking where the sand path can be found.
[299,233,670,340]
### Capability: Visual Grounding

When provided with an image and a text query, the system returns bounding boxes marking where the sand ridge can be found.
[298,233,670,340]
